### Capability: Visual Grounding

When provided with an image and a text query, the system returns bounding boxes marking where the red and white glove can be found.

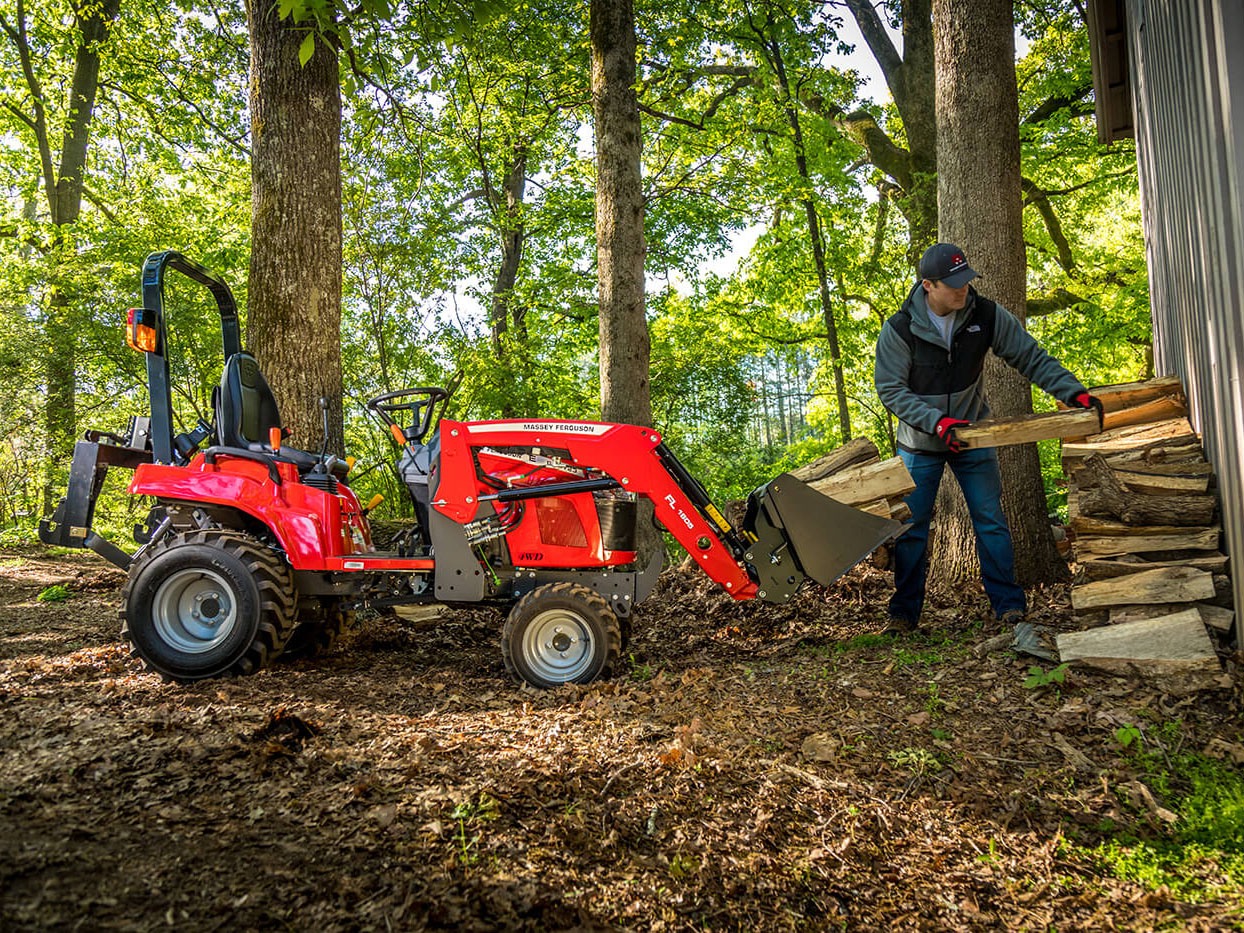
[1073,391,1104,422]
[935,417,970,453]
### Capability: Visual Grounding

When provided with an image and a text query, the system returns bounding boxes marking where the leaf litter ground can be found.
[1,548,1242,931]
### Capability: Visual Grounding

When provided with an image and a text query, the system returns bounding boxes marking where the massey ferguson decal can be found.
[467,421,612,436]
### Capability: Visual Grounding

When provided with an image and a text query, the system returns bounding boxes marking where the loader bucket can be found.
[741,473,906,604]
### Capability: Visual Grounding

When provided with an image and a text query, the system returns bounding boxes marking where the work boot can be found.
[999,609,1026,626]
[883,615,917,635]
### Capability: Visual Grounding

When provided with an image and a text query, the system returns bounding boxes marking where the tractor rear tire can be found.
[120,530,297,682]
[502,582,621,688]
[282,598,355,659]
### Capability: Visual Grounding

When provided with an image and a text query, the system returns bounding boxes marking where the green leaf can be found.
[37,585,70,603]
[298,32,315,67]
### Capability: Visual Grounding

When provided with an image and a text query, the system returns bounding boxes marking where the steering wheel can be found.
[367,373,462,443]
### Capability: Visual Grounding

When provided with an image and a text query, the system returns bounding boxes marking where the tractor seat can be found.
[215,352,344,477]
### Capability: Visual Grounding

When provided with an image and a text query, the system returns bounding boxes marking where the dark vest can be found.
[888,293,998,396]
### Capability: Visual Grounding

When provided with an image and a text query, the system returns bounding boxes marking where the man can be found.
[874,242,1100,634]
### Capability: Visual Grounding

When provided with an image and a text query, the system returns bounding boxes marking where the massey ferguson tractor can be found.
[40,251,903,688]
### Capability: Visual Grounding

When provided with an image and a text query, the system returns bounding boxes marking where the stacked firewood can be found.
[1056,376,1234,672]
[788,436,914,523]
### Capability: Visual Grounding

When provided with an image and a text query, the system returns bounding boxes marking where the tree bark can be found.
[930,0,1067,588]
[591,0,650,428]
[246,2,344,454]
[488,150,529,418]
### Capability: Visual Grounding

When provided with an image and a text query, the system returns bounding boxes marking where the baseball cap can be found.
[919,243,977,288]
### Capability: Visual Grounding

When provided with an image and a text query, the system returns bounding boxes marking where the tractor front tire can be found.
[502,583,621,688]
[120,530,296,682]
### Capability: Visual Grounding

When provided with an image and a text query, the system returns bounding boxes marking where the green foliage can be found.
[1066,720,1244,900]
[1023,662,1069,689]
[1114,723,1143,748]
[36,584,70,603]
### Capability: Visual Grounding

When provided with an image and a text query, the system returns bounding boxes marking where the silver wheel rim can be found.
[151,568,239,654]
[521,607,595,683]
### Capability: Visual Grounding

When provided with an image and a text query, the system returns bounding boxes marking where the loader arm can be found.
[433,419,904,603]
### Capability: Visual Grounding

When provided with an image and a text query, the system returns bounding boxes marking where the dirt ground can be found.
[1,547,1242,931]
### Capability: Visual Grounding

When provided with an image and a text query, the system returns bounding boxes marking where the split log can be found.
[1056,609,1220,672]
[1074,454,1215,525]
[1088,375,1184,411]
[955,408,1101,449]
[807,457,914,507]
[856,498,893,519]
[1070,566,1216,610]
[1077,491,1217,526]
[1077,554,1230,581]
[1100,394,1187,431]
[1064,442,1205,475]
[1074,528,1220,560]
[1088,417,1197,445]
[1116,471,1210,496]
[1196,603,1235,632]
[1108,602,1234,633]
[1103,457,1213,476]
[1071,516,1217,537]
[790,437,879,484]
[1062,418,1199,459]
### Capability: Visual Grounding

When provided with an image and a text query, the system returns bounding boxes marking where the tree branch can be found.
[842,0,902,91]
[1022,177,1075,272]
[1022,80,1095,126]
[1026,288,1087,317]
[7,0,57,219]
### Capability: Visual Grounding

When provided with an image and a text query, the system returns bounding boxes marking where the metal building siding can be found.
[1125,0,1244,640]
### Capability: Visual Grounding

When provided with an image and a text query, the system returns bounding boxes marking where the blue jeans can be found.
[889,447,1026,623]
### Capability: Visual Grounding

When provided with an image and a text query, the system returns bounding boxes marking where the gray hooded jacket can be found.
[874,283,1086,453]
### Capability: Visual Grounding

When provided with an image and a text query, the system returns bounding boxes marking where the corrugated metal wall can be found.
[1125,0,1244,640]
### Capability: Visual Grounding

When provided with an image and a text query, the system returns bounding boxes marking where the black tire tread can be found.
[501,582,622,687]
[120,529,297,681]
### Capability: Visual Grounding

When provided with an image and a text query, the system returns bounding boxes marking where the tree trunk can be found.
[489,150,528,418]
[591,0,650,428]
[246,2,344,454]
[930,0,1066,588]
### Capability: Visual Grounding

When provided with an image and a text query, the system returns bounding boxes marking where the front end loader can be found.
[40,252,905,688]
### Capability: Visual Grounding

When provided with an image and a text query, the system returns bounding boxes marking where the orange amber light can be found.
[125,308,158,353]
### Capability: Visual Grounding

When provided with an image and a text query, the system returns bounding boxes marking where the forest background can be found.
[0,0,1147,543]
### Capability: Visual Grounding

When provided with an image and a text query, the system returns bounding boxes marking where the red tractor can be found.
[40,252,903,688]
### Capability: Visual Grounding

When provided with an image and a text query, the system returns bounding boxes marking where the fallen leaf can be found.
[801,733,838,762]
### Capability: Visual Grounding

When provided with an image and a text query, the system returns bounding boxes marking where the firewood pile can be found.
[788,436,914,524]
[1056,376,1235,673]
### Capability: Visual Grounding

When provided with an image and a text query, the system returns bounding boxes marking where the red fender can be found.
[129,453,367,570]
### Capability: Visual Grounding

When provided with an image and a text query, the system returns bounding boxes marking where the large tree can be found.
[591,0,650,428]
[245,1,343,453]
[930,0,1066,586]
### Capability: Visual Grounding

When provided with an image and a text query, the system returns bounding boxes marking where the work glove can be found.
[935,417,970,453]
[1073,391,1104,424]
